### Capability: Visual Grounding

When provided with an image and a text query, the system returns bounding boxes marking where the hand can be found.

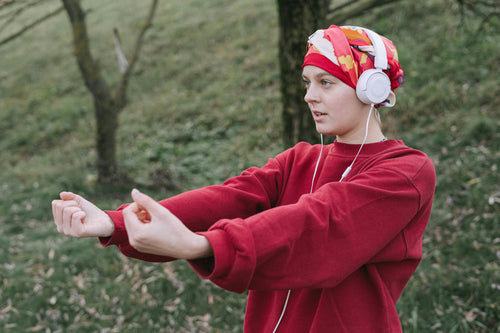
[123,189,213,260]
[52,192,114,238]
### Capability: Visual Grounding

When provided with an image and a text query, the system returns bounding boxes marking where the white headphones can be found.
[307,27,394,106]
[355,28,392,105]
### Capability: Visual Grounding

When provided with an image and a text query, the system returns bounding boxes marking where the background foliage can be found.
[0,0,498,332]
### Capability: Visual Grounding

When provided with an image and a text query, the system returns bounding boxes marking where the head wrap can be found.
[302,25,404,106]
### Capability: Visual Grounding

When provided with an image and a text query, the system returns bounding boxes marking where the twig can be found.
[115,0,158,106]
[0,4,63,47]
[113,27,129,73]
[327,0,401,24]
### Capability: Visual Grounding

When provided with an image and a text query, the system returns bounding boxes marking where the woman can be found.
[52,25,435,332]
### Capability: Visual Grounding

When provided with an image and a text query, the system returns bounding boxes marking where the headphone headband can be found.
[358,27,388,70]
[354,27,392,105]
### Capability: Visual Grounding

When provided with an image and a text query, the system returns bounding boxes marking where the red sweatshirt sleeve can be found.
[190,152,435,293]
[99,152,287,262]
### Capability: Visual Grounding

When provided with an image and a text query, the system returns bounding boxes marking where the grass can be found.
[0,0,499,332]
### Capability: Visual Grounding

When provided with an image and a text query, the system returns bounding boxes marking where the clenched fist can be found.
[52,192,114,238]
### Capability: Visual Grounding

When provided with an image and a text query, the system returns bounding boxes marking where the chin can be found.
[316,126,335,137]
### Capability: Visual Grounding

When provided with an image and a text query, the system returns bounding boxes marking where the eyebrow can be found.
[302,72,336,80]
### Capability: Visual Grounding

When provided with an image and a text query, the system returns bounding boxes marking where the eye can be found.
[321,80,332,87]
[303,79,311,88]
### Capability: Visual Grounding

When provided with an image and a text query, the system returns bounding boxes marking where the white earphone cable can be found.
[272,289,291,333]
[310,133,324,192]
[339,104,374,182]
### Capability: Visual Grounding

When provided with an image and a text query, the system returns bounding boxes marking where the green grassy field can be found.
[0,0,499,331]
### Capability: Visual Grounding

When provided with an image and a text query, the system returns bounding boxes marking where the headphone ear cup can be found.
[356,69,391,105]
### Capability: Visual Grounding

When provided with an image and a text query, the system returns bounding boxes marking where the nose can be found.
[304,85,319,104]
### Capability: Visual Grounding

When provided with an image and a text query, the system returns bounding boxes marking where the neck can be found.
[337,106,385,144]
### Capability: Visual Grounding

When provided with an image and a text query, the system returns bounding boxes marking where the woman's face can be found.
[302,65,370,143]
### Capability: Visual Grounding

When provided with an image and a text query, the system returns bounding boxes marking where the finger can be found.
[52,200,63,227]
[131,189,164,216]
[61,206,81,235]
[54,200,77,223]
[60,200,79,207]
[70,210,87,237]
[123,203,141,230]
[52,200,75,227]
[123,204,150,250]
[60,191,77,201]
[53,201,64,233]
[125,197,152,222]
[123,202,140,215]
[60,192,90,210]
[131,189,183,228]
[136,210,152,223]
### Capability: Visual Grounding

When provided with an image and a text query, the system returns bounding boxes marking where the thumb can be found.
[131,189,161,215]
[60,191,78,201]
[60,191,88,206]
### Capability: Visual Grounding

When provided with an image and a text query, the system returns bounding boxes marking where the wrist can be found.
[102,215,115,237]
[186,234,213,260]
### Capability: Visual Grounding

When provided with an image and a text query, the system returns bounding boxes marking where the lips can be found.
[312,111,328,121]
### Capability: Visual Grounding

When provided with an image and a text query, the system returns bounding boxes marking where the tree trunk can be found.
[277,0,329,147]
[61,0,157,184]
[94,99,119,184]
[62,0,118,183]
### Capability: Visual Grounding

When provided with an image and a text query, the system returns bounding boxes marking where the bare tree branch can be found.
[113,27,129,74]
[61,0,111,103]
[0,0,18,10]
[0,0,38,31]
[327,0,402,24]
[329,0,358,14]
[0,4,63,47]
[0,0,45,20]
[457,0,500,32]
[115,0,158,107]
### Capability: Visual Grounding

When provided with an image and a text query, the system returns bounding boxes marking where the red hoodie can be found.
[101,140,436,332]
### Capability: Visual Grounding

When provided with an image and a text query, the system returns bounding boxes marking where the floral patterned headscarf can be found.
[302,25,404,106]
